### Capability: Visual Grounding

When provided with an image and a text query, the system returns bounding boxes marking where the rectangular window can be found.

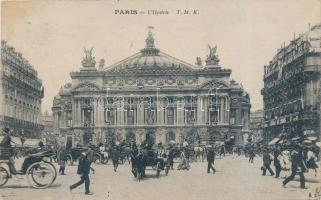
[167,108,174,124]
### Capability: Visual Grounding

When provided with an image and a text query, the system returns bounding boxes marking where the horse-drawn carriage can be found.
[59,147,102,165]
[0,148,57,188]
[131,148,170,180]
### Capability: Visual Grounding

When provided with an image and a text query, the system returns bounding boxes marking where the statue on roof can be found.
[82,47,96,68]
[196,57,202,66]
[99,58,105,69]
[145,26,155,48]
[205,44,220,66]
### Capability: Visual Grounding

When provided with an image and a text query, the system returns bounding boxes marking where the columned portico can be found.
[52,30,251,146]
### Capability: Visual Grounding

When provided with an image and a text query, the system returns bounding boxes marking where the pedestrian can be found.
[306,148,318,176]
[58,147,67,175]
[232,146,238,159]
[283,145,307,189]
[207,145,216,174]
[70,150,93,195]
[248,146,255,163]
[177,148,189,170]
[111,145,120,172]
[220,145,225,158]
[0,127,19,174]
[168,146,175,170]
[273,147,282,178]
[261,148,275,176]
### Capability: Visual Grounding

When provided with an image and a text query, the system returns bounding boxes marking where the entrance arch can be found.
[166,131,176,143]
[126,131,136,143]
[145,130,156,145]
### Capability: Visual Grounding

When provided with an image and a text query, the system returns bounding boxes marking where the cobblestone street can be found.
[1,155,320,200]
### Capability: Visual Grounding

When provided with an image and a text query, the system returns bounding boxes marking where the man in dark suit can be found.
[111,145,120,172]
[0,128,19,174]
[70,150,93,195]
[207,145,216,174]
[273,147,282,178]
[262,148,275,176]
[282,145,306,189]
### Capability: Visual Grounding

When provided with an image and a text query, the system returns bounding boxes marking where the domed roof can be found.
[105,30,196,73]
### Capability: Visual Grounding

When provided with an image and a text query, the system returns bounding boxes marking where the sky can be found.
[1,0,321,114]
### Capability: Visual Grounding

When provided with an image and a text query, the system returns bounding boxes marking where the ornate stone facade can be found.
[250,110,264,143]
[52,31,251,146]
[261,24,321,143]
[1,40,44,138]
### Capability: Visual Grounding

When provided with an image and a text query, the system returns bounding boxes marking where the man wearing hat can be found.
[0,127,19,174]
[282,144,306,189]
[261,147,274,176]
[207,145,216,174]
[0,127,12,147]
[70,149,93,195]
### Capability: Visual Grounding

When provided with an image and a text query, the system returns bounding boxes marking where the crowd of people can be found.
[256,138,320,189]
[1,126,321,195]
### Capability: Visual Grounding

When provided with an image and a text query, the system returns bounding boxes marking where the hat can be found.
[81,151,87,156]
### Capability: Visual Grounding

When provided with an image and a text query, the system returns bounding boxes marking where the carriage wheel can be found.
[66,154,73,166]
[44,162,57,184]
[26,162,56,189]
[0,167,9,187]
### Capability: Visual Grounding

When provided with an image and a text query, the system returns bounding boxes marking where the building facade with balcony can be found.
[52,31,251,146]
[261,24,321,143]
[0,40,44,138]
[250,110,264,143]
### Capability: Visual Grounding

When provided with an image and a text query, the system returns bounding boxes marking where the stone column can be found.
[121,105,124,126]
[93,99,98,126]
[236,108,242,124]
[220,97,224,124]
[173,106,177,124]
[176,99,182,125]
[157,98,162,125]
[165,108,168,124]
[196,96,202,124]
[77,99,81,126]
[98,99,104,126]
[132,108,135,125]
[81,108,84,125]
[204,96,208,124]
[243,108,249,130]
[124,107,127,125]
[137,102,141,125]
[117,103,122,126]
[140,103,144,125]
[225,97,230,124]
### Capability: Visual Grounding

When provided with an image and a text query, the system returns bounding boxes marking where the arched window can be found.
[166,132,176,142]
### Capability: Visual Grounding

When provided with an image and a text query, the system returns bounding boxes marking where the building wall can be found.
[250,110,264,142]
[261,24,321,143]
[52,36,251,147]
[0,40,44,138]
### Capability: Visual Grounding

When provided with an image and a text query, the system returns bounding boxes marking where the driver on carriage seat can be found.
[141,139,155,159]
[0,127,20,174]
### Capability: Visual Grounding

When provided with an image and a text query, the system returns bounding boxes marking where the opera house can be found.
[52,30,251,146]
